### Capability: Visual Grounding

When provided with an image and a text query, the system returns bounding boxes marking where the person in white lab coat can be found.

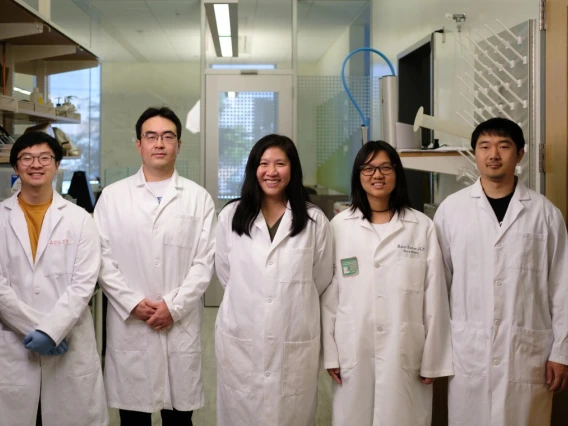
[215,134,333,426]
[0,131,108,426]
[434,117,568,426]
[321,140,453,426]
[94,107,216,426]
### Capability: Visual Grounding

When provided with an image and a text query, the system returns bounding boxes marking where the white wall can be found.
[100,62,201,185]
[316,26,351,77]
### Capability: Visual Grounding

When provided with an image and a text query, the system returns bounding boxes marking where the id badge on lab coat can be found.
[341,257,359,277]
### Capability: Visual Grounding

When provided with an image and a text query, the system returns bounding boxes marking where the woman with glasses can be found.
[321,141,453,426]
[214,134,333,426]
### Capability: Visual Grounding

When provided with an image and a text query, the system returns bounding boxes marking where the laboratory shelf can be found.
[399,150,475,176]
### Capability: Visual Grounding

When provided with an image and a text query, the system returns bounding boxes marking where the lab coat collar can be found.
[471,177,530,241]
[254,201,293,252]
[134,166,182,189]
[5,190,65,269]
[345,207,416,242]
[470,177,531,201]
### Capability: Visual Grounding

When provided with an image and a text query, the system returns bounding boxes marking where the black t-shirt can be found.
[487,190,515,226]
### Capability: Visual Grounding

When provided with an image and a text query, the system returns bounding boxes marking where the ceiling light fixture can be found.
[205,0,238,58]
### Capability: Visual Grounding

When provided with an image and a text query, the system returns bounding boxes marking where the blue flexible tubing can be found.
[341,48,396,128]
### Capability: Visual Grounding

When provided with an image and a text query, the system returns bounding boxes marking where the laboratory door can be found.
[203,73,293,307]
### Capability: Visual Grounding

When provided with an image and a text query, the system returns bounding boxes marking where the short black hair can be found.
[350,140,411,221]
[10,131,64,168]
[230,134,313,238]
[471,117,525,152]
[135,107,182,140]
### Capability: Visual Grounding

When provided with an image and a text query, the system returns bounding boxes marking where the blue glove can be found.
[23,330,56,355]
[47,340,68,356]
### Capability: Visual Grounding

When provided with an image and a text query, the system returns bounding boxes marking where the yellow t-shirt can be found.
[18,196,52,262]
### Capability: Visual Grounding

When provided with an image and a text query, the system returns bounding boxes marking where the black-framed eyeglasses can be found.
[359,163,395,176]
[142,131,178,144]
[17,154,56,167]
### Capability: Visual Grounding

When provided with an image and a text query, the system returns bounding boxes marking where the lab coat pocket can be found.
[503,232,546,271]
[282,335,320,396]
[215,329,253,394]
[509,326,552,384]
[450,320,487,377]
[396,257,426,293]
[400,322,426,371]
[335,321,357,370]
[164,215,199,248]
[109,316,148,351]
[0,331,28,386]
[55,313,97,378]
[280,248,314,283]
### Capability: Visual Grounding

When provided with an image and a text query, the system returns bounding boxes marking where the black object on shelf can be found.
[67,170,96,213]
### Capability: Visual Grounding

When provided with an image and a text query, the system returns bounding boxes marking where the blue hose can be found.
[341,48,396,128]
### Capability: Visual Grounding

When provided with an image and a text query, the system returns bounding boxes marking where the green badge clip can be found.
[340,257,359,277]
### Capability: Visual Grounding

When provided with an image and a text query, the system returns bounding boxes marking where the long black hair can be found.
[350,140,411,221]
[231,134,312,237]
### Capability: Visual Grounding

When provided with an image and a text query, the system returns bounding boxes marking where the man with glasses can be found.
[94,107,216,425]
[0,131,108,426]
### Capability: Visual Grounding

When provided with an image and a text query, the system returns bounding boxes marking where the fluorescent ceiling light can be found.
[219,37,233,57]
[14,87,31,95]
[205,0,238,58]
[214,4,231,37]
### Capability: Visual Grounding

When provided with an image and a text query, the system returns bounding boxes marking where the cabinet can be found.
[0,0,99,163]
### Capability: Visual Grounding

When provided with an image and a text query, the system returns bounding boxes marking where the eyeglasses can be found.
[142,132,178,144]
[360,163,395,176]
[17,154,56,167]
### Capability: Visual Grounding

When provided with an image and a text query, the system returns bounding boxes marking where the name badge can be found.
[340,257,359,277]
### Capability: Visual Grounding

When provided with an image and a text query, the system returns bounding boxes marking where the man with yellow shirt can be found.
[0,131,108,426]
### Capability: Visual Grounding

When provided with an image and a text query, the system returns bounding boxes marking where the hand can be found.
[420,376,435,385]
[146,300,174,332]
[47,340,69,356]
[547,361,568,393]
[23,330,55,355]
[327,368,342,385]
[131,298,157,321]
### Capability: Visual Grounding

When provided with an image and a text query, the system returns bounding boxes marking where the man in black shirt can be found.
[434,117,568,426]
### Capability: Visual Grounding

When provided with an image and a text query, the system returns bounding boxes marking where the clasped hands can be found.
[131,298,174,332]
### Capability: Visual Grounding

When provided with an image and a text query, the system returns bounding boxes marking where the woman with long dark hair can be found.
[321,141,453,426]
[215,134,333,426]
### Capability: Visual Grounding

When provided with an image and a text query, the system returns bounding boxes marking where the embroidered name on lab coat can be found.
[397,244,425,256]
[49,239,74,245]
[341,257,359,277]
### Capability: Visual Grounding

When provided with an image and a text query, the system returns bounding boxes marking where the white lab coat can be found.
[94,168,216,413]
[0,191,108,426]
[321,207,453,426]
[215,201,333,426]
[434,179,568,426]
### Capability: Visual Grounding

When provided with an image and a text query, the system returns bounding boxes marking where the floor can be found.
[107,307,333,425]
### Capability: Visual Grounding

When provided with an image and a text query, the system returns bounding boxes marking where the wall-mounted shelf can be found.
[399,150,475,176]
[0,0,99,76]
[0,106,81,124]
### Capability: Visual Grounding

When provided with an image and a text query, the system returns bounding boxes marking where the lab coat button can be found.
[496,280,502,286]
[265,371,270,377]
[267,298,273,304]
[268,260,274,266]
[374,262,380,268]
[493,359,500,365]
[494,319,501,325]
[157,295,163,301]
[377,326,383,332]
[34,287,40,294]
[496,243,502,249]
[154,260,160,266]
[154,226,159,231]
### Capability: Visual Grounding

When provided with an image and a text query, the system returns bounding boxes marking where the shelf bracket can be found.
[12,45,77,63]
[0,23,44,40]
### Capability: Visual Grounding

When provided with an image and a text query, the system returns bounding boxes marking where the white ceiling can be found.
[50,0,369,63]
